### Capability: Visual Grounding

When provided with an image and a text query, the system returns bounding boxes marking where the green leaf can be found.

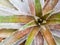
[47,13,60,19]
[46,13,60,25]
[25,26,40,45]
[35,0,42,17]
[0,15,33,23]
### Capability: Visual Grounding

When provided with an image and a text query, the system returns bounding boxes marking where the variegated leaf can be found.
[46,13,60,25]
[43,0,58,15]
[25,26,40,45]
[0,20,36,45]
[0,29,17,38]
[28,0,35,15]
[54,36,60,45]
[32,31,44,45]
[0,15,33,23]
[0,27,32,45]
[41,25,56,45]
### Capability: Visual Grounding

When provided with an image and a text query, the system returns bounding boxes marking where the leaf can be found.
[28,0,35,15]
[48,24,60,38]
[54,36,60,45]
[41,25,56,45]
[32,31,44,45]
[0,20,36,45]
[9,0,30,14]
[41,10,53,20]
[0,10,14,16]
[35,0,42,17]
[9,0,22,11]
[44,39,47,45]
[18,20,36,31]
[40,0,45,8]
[0,0,15,9]
[0,27,32,45]
[53,24,60,30]
[46,13,60,25]
[15,35,27,45]
[0,4,20,15]
[50,29,60,38]
[48,24,60,30]
[43,0,58,15]
[0,3,29,15]
[20,40,26,45]
[25,26,40,45]
[0,29,17,38]
[47,12,60,19]
[0,3,16,16]
[0,15,33,23]
[49,24,60,37]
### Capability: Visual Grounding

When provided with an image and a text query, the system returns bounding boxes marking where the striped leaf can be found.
[25,26,40,45]
[47,13,60,25]
[41,26,56,45]
[0,15,33,23]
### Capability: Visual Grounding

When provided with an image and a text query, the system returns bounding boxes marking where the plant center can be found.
[36,18,46,25]
[38,18,43,24]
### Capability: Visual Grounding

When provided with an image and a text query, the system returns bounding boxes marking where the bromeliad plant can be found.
[0,0,60,45]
